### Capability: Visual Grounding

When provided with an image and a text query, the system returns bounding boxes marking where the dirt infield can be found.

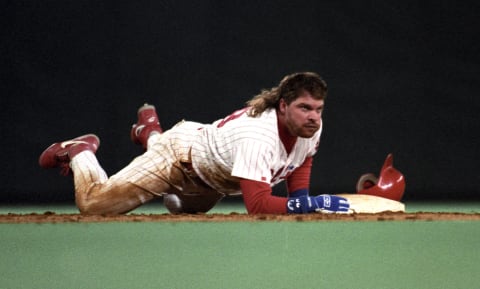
[1,211,480,223]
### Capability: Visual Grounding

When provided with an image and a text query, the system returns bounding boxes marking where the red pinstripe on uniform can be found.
[191,108,321,195]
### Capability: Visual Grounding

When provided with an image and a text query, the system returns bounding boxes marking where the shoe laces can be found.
[59,163,71,176]
[55,153,72,176]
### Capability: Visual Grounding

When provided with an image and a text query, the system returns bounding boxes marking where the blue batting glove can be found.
[287,194,350,214]
[312,194,350,213]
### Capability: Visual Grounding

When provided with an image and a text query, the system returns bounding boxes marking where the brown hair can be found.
[246,72,327,117]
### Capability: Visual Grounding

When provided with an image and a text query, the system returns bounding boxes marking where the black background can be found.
[2,0,480,203]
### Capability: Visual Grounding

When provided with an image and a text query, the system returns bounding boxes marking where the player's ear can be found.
[278,98,287,114]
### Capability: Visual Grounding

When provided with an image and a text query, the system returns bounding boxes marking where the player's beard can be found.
[286,120,320,138]
[299,124,320,138]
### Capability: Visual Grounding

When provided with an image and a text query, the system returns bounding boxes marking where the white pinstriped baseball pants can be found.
[69,121,224,214]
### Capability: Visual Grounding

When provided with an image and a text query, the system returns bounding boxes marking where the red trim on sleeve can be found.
[239,179,287,214]
[286,157,313,193]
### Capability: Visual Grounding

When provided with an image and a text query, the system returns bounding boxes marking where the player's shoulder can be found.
[240,109,277,131]
[225,108,276,127]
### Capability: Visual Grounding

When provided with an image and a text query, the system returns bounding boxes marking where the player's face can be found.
[279,92,324,138]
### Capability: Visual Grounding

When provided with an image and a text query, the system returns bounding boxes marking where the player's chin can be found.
[298,127,319,138]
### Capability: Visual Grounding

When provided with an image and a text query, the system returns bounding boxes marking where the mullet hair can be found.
[246,72,327,117]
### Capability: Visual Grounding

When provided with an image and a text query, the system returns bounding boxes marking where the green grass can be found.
[0,201,479,288]
[1,221,479,289]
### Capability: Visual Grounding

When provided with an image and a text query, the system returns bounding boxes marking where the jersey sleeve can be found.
[230,139,274,183]
[286,157,313,194]
[239,178,287,214]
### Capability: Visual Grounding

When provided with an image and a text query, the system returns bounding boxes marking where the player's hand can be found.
[312,194,350,213]
[287,194,350,214]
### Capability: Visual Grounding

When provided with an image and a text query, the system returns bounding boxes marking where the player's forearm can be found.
[246,195,288,214]
[286,157,312,193]
[239,179,287,214]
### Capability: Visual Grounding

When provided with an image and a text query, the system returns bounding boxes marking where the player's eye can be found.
[299,104,311,111]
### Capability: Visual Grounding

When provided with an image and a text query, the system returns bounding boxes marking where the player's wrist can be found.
[286,195,315,214]
[289,188,309,198]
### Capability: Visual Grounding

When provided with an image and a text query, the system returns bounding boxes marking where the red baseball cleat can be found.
[39,134,100,175]
[130,103,163,148]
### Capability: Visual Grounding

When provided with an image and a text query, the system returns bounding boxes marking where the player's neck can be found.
[276,112,297,154]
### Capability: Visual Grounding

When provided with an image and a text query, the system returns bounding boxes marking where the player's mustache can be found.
[305,120,320,128]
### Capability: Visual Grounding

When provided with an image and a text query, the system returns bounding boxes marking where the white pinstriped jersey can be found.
[190,108,322,195]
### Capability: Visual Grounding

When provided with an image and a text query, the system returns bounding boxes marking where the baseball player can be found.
[39,72,350,214]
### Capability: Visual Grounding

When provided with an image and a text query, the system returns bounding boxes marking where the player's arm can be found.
[240,178,350,214]
[234,138,349,213]
[285,157,351,214]
[286,157,313,198]
[240,179,287,214]
[240,157,315,214]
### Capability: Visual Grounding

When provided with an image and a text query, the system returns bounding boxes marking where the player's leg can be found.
[39,134,161,214]
[163,163,224,214]
[69,150,159,214]
[129,105,224,214]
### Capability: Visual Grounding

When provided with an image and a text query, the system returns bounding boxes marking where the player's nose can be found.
[308,111,321,122]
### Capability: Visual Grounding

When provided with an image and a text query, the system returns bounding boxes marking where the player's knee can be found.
[77,202,103,215]
[164,193,223,214]
[163,194,184,214]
